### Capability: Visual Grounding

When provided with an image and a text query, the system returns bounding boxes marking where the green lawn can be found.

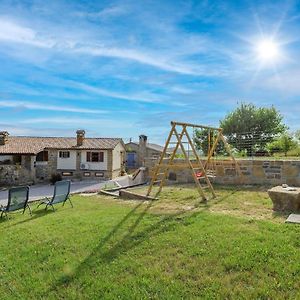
[0,185,299,299]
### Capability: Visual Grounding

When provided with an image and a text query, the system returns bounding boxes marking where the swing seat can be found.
[196,171,216,179]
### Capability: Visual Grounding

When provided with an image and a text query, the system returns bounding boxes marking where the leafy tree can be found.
[219,103,287,155]
[267,133,298,156]
[194,128,225,156]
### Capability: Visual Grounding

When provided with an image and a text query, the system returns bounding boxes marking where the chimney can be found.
[0,131,9,145]
[139,135,147,148]
[139,134,147,167]
[76,129,85,146]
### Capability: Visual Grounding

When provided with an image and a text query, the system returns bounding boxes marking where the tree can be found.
[194,129,212,155]
[194,128,225,156]
[219,103,287,156]
[267,133,298,157]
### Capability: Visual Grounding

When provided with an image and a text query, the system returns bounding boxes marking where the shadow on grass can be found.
[272,211,290,219]
[0,209,54,228]
[0,203,73,228]
[47,200,197,295]
[195,190,238,211]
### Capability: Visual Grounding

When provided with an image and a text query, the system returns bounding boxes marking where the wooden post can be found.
[173,126,207,200]
[156,127,186,195]
[219,133,243,181]
[183,127,216,198]
[146,123,176,196]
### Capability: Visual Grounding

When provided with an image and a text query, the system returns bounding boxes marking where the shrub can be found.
[50,173,62,185]
[266,133,298,156]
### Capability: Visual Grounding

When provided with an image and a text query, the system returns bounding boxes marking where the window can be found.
[59,151,70,158]
[86,151,104,162]
[95,172,104,177]
[62,171,73,176]
[36,151,48,162]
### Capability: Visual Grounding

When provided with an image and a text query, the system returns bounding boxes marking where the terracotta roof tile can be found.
[0,136,123,154]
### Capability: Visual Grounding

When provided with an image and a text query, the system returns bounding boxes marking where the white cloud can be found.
[0,18,55,48]
[67,81,164,104]
[0,100,107,114]
[75,5,128,19]
[74,46,202,75]
[259,69,300,96]
[0,18,226,76]
[19,117,133,128]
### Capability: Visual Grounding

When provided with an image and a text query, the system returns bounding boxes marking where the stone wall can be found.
[0,162,35,186]
[145,158,300,186]
[35,162,49,182]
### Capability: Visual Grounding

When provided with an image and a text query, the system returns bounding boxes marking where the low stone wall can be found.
[0,164,35,186]
[145,158,300,186]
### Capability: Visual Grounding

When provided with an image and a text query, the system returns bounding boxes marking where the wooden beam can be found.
[173,125,207,200]
[171,121,221,131]
[146,123,176,196]
[156,127,186,195]
[183,127,216,198]
[219,133,244,181]
[204,131,222,169]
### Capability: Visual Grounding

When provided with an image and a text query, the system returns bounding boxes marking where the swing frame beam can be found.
[146,121,242,200]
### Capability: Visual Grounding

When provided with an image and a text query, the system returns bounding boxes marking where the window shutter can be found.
[99,152,104,162]
[87,152,91,162]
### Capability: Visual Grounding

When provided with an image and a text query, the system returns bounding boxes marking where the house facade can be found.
[0,130,125,186]
[125,135,165,168]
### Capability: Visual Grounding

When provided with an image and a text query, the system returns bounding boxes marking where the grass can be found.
[0,185,299,299]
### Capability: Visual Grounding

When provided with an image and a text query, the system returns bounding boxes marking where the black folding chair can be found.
[37,180,73,211]
[0,186,32,218]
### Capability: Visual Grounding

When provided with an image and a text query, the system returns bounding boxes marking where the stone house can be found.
[125,135,166,168]
[0,130,126,186]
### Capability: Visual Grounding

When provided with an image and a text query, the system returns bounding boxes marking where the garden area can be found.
[0,185,299,299]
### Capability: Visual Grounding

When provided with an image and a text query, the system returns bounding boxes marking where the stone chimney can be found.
[0,131,9,145]
[139,135,147,166]
[76,129,85,146]
[139,134,147,148]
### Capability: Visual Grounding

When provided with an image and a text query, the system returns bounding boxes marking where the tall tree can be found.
[219,103,287,155]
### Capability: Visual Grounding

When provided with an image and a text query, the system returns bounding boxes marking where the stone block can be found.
[225,168,236,176]
[268,186,300,212]
[216,165,225,176]
[252,166,265,178]
[282,166,299,178]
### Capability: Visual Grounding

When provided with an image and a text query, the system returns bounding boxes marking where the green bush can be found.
[50,173,62,185]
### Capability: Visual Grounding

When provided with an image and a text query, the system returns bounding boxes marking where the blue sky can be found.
[0,0,300,144]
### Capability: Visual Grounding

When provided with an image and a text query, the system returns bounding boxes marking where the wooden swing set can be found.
[146,121,242,201]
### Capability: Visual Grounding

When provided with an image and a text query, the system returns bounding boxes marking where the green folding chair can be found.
[37,180,73,211]
[0,186,32,218]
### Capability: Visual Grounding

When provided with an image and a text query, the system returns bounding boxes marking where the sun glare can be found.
[256,39,280,63]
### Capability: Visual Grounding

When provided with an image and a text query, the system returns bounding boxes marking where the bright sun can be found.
[256,39,280,63]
